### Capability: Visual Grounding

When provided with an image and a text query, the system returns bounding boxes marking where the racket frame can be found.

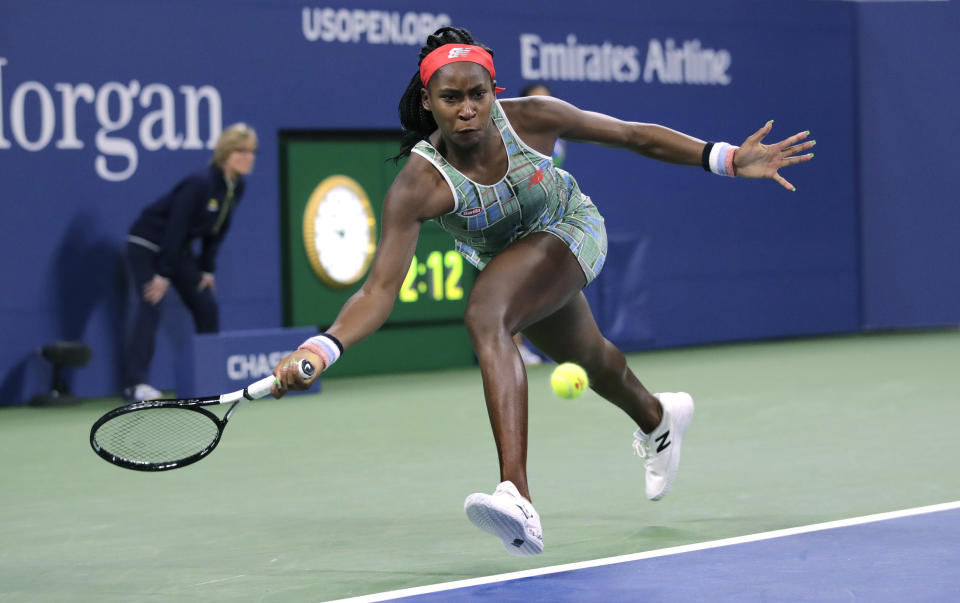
[90,397,230,471]
[89,360,314,471]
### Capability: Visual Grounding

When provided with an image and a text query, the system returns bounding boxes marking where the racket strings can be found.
[93,407,220,464]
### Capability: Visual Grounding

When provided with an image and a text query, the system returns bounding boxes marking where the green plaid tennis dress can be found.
[411,100,607,284]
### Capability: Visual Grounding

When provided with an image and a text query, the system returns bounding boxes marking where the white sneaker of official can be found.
[464,480,544,556]
[633,392,695,501]
[129,383,163,402]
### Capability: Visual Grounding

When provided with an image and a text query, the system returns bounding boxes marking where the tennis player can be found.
[273,27,813,556]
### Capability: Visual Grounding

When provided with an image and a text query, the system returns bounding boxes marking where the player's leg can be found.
[463,232,588,500]
[462,231,586,555]
[524,297,695,502]
[521,294,662,433]
[513,333,542,365]
[170,254,219,333]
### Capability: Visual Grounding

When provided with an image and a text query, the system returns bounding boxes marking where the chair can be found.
[29,341,93,406]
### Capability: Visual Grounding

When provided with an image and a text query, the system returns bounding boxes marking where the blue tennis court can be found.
[339,502,960,602]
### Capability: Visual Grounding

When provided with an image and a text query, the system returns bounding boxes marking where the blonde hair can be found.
[211,122,258,167]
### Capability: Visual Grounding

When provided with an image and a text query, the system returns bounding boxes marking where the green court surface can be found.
[1,330,958,602]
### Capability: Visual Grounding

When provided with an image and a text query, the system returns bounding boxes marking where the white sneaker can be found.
[124,383,163,402]
[632,392,695,501]
[464,481,544,556]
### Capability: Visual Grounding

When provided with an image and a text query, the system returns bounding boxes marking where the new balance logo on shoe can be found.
[633,392,694,501]
[655,430,671,453]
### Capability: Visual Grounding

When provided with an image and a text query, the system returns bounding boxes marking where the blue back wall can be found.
[857,0,960,329]
[1,0,951,404]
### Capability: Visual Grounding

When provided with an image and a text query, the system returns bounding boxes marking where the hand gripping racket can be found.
[90,359,315,471]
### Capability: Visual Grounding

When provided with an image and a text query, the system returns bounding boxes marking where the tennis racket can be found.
[90,359,315,471]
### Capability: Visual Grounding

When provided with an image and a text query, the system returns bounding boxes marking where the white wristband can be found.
[298,334,343,369]
[708,142,737,177]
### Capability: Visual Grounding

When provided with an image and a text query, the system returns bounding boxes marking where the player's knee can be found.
[463,300,509,344]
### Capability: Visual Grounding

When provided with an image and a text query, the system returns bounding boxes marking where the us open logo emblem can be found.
[303,175,376,289]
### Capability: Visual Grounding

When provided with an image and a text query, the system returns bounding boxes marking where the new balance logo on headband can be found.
[420,44,504,93]
[448,47,472,58]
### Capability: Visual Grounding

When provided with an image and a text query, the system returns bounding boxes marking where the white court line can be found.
[326,500,960,603]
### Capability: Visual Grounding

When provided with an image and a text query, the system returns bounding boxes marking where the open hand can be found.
[734,121,815,191]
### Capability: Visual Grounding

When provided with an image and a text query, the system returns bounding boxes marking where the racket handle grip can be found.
[246,359,315,400]
[300,359,316,379]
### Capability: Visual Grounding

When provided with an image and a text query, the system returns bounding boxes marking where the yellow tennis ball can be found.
[550,362,589,399]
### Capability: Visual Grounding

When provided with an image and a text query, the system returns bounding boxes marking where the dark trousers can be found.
[123,242,219,387]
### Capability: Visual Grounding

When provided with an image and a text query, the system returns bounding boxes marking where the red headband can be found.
[419,44,506,93]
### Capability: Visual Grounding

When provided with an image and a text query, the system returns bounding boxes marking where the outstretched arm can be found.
[272,157,453,395]
[503,96,814,190]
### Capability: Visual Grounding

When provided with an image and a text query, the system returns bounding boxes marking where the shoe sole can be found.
[649,392,695,501]
[464,494,543,556]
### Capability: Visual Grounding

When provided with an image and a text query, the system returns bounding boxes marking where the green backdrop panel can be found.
[280,133,477,376]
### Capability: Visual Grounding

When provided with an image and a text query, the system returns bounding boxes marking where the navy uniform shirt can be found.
[129,165,245,278]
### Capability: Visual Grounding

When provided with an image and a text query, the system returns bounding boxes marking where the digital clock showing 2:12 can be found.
[400,250,464,303]
[389,225,476,323]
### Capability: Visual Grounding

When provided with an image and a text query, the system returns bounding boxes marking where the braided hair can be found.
[393,26,496,162]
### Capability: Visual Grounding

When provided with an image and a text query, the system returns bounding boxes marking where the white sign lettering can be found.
[301,7,451,45]
[227,351,295,380]
[643,39,731,85]
[520,34,641,83]
[0,57,223,182]
[519,34,731,86]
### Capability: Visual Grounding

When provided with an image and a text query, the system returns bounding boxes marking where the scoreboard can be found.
[280,132,477,377]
